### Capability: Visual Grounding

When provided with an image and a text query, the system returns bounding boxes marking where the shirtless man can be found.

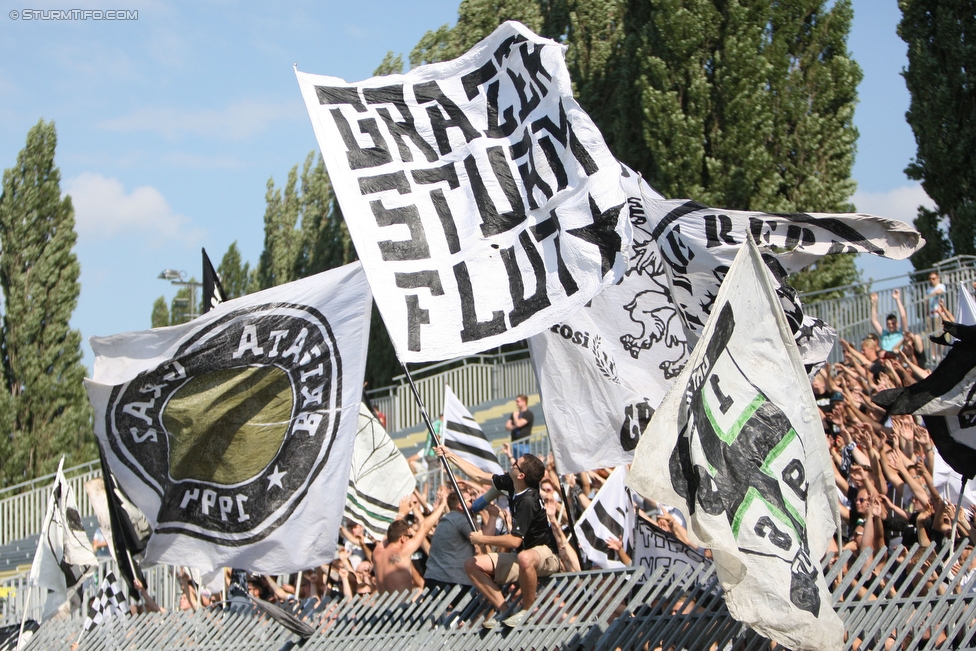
[372,492,446,593]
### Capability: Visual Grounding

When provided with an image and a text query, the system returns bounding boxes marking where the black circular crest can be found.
[105,302,342,545]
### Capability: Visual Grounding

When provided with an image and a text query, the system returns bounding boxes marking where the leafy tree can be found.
[151,296,170,328]
[0,120,94,485]
[374,52,405,76]
[217,241,250,300]
[168,284,197,325]
[899,0,976,263]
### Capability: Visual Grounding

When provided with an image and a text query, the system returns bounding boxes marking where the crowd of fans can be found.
[122,276,976,644]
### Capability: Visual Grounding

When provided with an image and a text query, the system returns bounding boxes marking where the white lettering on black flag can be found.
[297,21,630,362]
[628,239,842,651]
[645,196,922,368]
[85,262,372,574]
[443,385,504,475]
[529,166,687,472]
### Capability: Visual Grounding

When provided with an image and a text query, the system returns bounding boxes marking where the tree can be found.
[217,241,250,300]
[899,0,976,264]
[151,296,170,328]
[414,0,862,295]
[0,120,94,485]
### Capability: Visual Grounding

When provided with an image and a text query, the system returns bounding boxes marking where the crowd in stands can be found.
[124,274,976,641]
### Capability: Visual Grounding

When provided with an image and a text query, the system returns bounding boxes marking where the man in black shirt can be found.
[435,446,559,629]
[505,394,535,458]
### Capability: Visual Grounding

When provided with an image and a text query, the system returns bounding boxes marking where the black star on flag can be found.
[568,195,624,277]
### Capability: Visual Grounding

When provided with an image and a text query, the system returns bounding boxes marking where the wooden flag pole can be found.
[400,362,478,532]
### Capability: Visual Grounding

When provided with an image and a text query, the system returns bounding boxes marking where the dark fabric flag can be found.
[95,442,151,595]
[875,322,976,479]
[202,247,226,314]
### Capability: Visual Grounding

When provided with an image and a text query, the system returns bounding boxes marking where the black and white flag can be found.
[634,516,710,585]
[574,466,635,569]
[82,572,128,632]
[875,322,976,479]
[529,167,688,472]
[442,385,504,475]
[345,402,416,540]
[628,238,842,651]
[297,21,630,362]
[28,459,98,619]
[202,247,226,314]
[85,262,373,573]
[644,195,922,368]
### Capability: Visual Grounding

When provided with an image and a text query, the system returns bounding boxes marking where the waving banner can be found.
[628,239,842,651]
[85,262,372,573]
[574,466,635,569]
[346,403,416,540]
[529,167,687,472]
[443,385,504,475]
[29,460,98,619]
[634,516,710,585]
[644,196,922,368]
[297,21,630,362]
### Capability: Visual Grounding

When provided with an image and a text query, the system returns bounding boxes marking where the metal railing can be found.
[0,461,101,547]
[366,349,537,433]
[802,256,976,365]
[10,542,976,650]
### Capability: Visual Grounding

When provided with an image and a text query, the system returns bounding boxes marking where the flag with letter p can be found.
[627,239,842,651]
[297,21,630,363]
[85,262,372,574]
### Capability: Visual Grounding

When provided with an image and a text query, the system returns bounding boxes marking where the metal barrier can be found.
[802,256,976,366]
[366,350,537,433]
[0,461,101,547]
[11,543,976,650]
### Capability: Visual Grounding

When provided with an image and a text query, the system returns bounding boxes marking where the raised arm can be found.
[435,445,494,486]
[870,293,883,336]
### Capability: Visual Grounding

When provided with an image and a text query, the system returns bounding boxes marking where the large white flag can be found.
[645,196,922,368]
[628,239,842,651]
[85,262,372,574]
[297,21,630,362]
[345,403,416,540]
[29,459,98,619]
[529,167,688,472]
[442,385,504,475]
[574,467,635,570]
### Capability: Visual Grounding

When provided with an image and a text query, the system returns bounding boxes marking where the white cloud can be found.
[851,184,936,225]
[98,100,300,141]
[64,173,205,247]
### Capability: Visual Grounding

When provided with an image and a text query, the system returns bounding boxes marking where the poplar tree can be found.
[899,0,976,267]
[217,241,251,300]
[0,120,93,485]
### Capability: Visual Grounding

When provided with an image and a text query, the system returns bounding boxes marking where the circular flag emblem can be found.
[105,303,343,544]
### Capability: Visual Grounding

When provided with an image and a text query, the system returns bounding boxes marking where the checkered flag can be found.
[83,572,128,632]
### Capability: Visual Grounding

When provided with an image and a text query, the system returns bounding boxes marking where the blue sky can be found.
[0,0,931,372]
